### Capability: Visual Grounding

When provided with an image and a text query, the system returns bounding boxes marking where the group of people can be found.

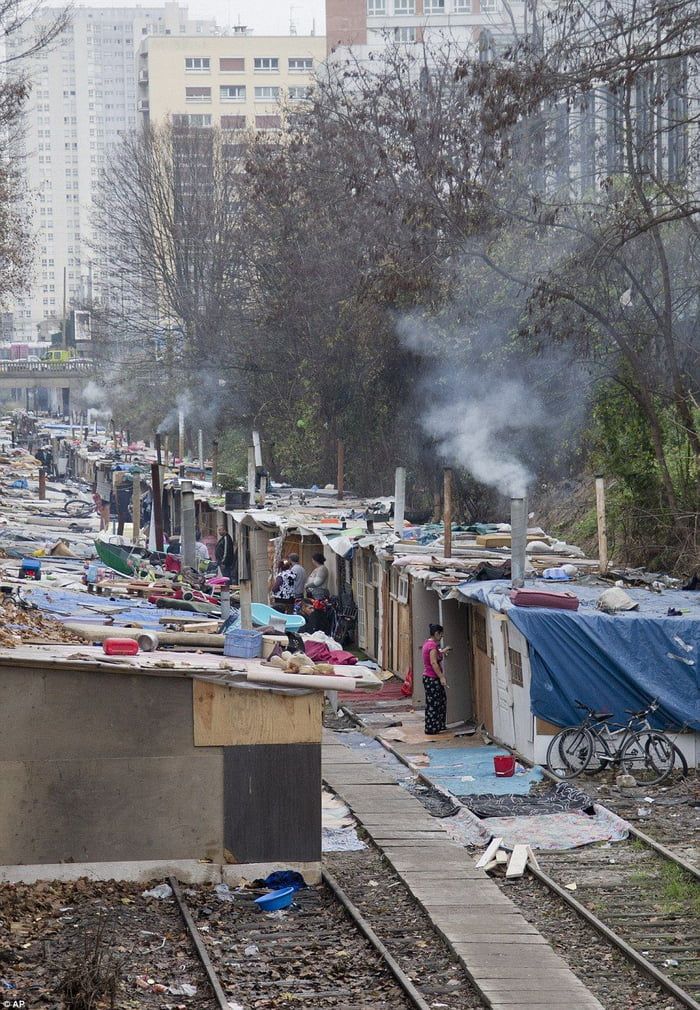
[270,552,328,612]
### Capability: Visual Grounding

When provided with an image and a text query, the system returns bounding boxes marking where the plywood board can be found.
[194,680,322,747]
[223,743,321,864]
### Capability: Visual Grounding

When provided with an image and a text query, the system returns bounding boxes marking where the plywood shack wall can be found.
[470,603,494,735]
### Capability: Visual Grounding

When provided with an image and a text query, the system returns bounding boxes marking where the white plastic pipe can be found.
[245,669,358,692]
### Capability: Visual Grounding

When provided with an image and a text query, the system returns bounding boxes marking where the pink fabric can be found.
[304,640,358,666]
[422,638,442,678]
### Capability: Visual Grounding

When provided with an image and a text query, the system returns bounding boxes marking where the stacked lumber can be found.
[475,837,540,878]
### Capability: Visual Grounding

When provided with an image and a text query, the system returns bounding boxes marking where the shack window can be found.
[508,647,523,687]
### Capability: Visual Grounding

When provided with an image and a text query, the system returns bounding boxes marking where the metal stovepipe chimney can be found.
[510,495,528,589]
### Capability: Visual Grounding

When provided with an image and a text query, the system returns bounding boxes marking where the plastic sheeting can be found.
[508,605,700,731]
[457,580,700,730]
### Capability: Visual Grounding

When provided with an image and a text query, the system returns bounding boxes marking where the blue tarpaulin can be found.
[458,580,700,731]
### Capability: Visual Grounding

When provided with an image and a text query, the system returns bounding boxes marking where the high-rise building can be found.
[6,4,216,342]
[138,28,326,132]
[326,0,523,56]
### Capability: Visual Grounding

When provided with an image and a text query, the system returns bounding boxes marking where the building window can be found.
[288,85,312,100]
[393,0,416,12]
[254,57,279,71]
[508,647,524,687]
[185,56,210,71]
[480,0,497,9]
[453,0,470,9]
[220,85,245,101]
[255,114,281,129]
[186,86,211,102]
[220,57,245,71]
[255,86,280,101]
[425,0,445,10]
[368,0,387,12]
[394,26,416,40]
[172,113,212,127]
[288,57,313,72]
[221,114,246,129]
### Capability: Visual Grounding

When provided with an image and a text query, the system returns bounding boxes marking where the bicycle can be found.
[546,699,675,785]
[64,497,98,518]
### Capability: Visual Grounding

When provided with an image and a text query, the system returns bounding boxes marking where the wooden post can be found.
[595,475,608,574]
[237,521,252,629]
[394,466,406,538]
[155,432,162,465]
[164,435,170,466]
[38,467,46,500]
[247,447,256,502]
[212,439,219,492]
[443,467,453,559]
[151,462,164,552]
[337,439,345,500]
[132,473,141,545]
[252,430,262,468]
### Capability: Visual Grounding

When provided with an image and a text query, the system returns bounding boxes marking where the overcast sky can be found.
[70,0,326,35]
[199,0,326,35]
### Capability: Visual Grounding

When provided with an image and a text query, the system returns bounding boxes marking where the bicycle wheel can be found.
[620,731,675,785]
[64,498,92,518]
[546,727,595,779]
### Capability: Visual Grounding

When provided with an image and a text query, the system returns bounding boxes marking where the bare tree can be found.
[91,122,249,432]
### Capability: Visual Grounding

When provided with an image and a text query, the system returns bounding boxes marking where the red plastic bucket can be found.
[493,754,516,777]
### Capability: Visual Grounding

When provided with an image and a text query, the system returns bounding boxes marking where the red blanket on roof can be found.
[304,640,358,666]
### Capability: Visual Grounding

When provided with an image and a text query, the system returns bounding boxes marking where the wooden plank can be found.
[448,934,546,946]
[506,844,529,879]
[193,680,322,747]
[476,836,503,868]
[526,845,541,872]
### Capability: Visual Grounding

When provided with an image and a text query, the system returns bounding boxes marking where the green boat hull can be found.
[94,539,156,577]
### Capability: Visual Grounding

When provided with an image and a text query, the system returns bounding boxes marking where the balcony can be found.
[138,69,149,83]
[137,99,149,112]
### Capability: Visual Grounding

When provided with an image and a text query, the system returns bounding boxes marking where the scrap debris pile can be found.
[0,594,83,648]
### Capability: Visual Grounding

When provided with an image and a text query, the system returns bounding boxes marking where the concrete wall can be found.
[0,666,222,865]
[0,662,322,869]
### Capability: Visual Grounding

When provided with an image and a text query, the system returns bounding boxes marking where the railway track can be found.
[529,842,700,1009]
[333,706,700,1010]
[174,867,487,1010]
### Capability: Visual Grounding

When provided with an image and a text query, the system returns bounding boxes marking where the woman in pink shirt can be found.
[422,623,449,735]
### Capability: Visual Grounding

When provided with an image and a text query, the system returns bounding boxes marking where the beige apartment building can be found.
[138,30,326,130]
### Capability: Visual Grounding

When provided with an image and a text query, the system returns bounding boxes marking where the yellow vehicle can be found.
[42,348,75,364]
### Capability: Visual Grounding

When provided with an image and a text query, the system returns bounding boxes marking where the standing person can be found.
[194,530,211,569]
[422,623,450,735]
[306,552,329,598]
[95,469,111,532]
[288,553,307,598]
[271,559,296,612]
[215,525,236,583]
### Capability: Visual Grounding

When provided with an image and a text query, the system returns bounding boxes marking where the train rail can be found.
[170,866,487,1010]
[336,703,700,1010]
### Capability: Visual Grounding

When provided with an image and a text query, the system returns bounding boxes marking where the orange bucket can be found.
[493,754,516,777]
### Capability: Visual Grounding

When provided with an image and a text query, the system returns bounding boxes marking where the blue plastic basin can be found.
[254,886,295,911]
[251,603,305,633]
